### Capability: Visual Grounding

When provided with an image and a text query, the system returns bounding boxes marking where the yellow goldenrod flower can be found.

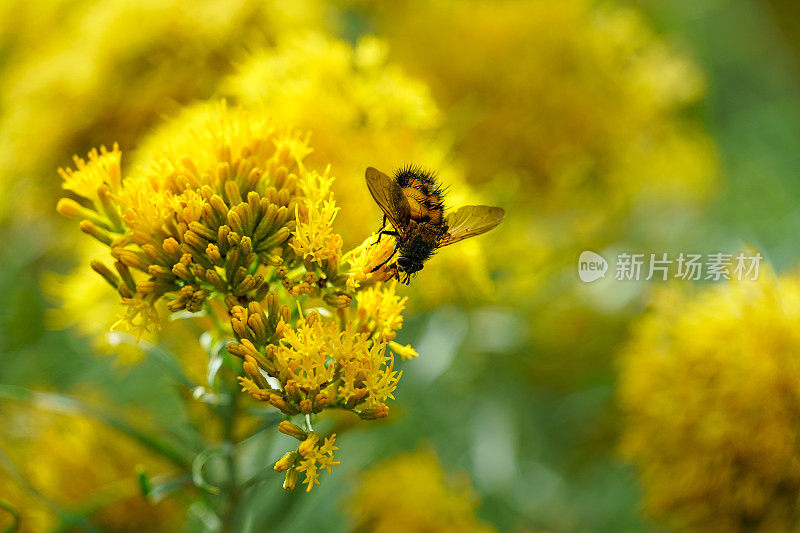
[274,314,339,392]
[294,433,340,492]
[341,233,398,292]
[336,330,400,410]
[0,0,329,220]
[270,428,340,492]
[348,449,496,533]
[354,281,407,343]
[288,166,342,270]
[58,100,417,491]
[618,266,800,531]
[53,29,500,352]
[58,144,122,203]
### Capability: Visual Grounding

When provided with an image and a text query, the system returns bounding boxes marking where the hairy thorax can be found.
[398,176,445,226]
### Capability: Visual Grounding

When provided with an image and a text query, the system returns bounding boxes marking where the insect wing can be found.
[365,167,411,235]
[441,205,505,246]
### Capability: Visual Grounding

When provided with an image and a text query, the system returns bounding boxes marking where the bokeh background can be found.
[3,0,800,531]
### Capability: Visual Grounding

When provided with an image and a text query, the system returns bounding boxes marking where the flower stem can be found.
[221,384,240,533]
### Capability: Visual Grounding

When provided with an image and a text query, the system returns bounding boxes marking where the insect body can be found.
[365,166,505,284]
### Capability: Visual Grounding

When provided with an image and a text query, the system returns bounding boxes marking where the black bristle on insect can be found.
[393,164,437,186]
[392,164,447,212]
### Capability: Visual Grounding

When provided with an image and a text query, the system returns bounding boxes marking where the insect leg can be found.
[370,245,398,273]
[374,215,387,244]
[377,230,398,241]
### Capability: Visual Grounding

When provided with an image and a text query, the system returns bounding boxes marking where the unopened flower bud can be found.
[278,421,308,441]
[206,243,222,264]
[283,468,299,491]
[305,310,320,326]
[274,452,297,472]
[298,432,320,456]
[162,237,181,256]
[358,405,390,420]
[323,293,352,309]
[269,394,298,415]
[224,179,242,206]
[79,220,113,245]
[114,249,150,271]
[56,198,87,218]
[299,399,313,414]
[90,260,120,288]
[313,393,330,410]
[188,221,218,242]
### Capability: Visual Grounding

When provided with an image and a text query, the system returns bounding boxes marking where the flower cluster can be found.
[618,266,800,531]
[57,101,412,491]
[233,308,401,416]
[348,449,496,533]
[272,422,340,492]
[50,31,494,360]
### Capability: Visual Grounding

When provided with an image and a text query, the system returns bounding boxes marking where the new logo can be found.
[578,251,608,282]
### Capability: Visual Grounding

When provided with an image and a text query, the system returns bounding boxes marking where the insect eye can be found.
[397,257,412,271]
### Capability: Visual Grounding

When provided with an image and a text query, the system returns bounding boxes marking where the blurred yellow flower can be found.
[378,0,715,215]
[348,449,496,533]
[0,405,182,533]
[372,0,718,309]
[618,267,800,531]
[0,0,330,221]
